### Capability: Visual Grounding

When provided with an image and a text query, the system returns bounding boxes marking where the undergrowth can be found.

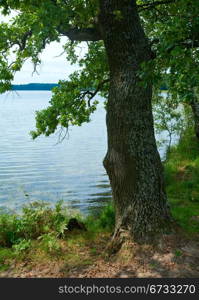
[0,200,114,272]
[164,126,199,234]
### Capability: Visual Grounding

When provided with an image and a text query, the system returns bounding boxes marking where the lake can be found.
[0,91,111,214]
[0,91,168,215]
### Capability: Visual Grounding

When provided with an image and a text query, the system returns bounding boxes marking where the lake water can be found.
[0,91,169,215]
[0,91,111,214]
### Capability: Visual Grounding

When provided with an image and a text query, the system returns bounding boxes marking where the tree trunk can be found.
[190,100,199,140]
[99,0,171,243]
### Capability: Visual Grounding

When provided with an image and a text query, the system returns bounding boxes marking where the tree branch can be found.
[88,78,110,106]
[58,27,102,42]
[79,78,110,107]
[19,30,32,51]
[151,37,199,53]
[137,0,177,11]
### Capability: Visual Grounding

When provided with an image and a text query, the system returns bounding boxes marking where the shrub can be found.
[0,200,69,247]
[38,233,61,255]
[12,239,31,254]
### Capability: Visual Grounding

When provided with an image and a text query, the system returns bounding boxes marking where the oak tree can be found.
[1,0,189,243]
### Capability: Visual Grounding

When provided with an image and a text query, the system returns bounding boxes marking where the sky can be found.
[14,39,83,84]
[1,10,86,84]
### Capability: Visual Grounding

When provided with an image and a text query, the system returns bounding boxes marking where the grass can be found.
[164,126,199,234]
[0,126,199,275]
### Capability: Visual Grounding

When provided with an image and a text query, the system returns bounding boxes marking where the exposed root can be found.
[106,228,133,256]
[105,220,183,257]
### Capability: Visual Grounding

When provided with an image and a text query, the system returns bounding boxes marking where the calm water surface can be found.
[0,91,111,214]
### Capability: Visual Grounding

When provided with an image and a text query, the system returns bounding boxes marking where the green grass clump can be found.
[0,248,14,271]
[85,203,115,232]
[97,204,115,230]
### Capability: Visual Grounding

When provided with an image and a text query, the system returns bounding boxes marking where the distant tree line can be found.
[12,83,59,91]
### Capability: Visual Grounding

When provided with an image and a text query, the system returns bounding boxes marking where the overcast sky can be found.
[14,38,83,84]
[1,11,85,84]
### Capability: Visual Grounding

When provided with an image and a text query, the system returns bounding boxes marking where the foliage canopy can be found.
[0,0,199,138]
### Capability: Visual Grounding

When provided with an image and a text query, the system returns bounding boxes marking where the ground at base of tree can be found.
[1,231,199,278]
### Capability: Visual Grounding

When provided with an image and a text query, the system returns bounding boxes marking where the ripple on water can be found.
[0,91,111,213]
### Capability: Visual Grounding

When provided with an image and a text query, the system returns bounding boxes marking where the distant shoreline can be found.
[12,83,58,91]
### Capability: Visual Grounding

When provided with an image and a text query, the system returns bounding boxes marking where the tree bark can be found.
[99,0,171,243]
[190,100,199,140]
